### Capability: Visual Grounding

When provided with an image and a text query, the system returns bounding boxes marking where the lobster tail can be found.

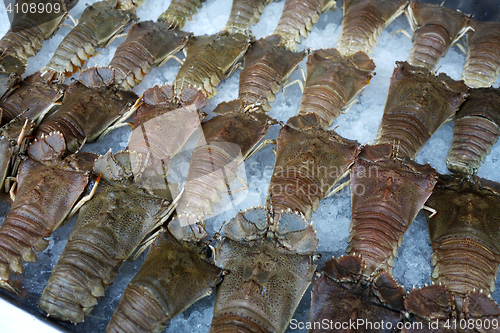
[297,48,375,128]
[211,208,317,333]
[223,0,272,35]
[35,70,137,152]
[128,84,205,193]
[157,0,206,30]
[238,35,306,111]
[107,284,169,333]
[431,238,499,298]
[169,101,275,242]
[447,88,500,175]
[0,27,43,67]
[40,1,137,81]
[272,0,336,51]
[447,117,500,175]
[0,158,90,289]
[462,19,500,88]
[337,0,407,56]
[267,114,359,222]
[424,175,500,303]
[348,144,437,273]
[109,22,192,90]
[39,237,116,323]
[375,62,468,159]
[0,0,76,68]
[107,229,222,333]
[406,0,469,71]
[173,32,251,99]
[177,143,239,217]
[39,151,172,323]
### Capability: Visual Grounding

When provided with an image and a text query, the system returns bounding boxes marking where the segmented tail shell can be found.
[267,113,359,224]
[272,0,337,51]
[447,88,500,175]
[210,314,273,333]
[176,144,240,218]
[157,0,206,30]
[238,35,306,111]
[424,175,500,301]
[337,0,408,57]
[297,48,375,129]
[223,0,272,35]
[168,100,275,242]
[173,32,251,99]
[0,0,76,70]
[406,1,469,71]
[0,26,42,72]
[40,1,137,81]
[35,67,138,153]
[128,84,205,156]
[348,144,437,273]
[109,21,192,90]
[39,151,170,323]
[375,62,468,160]
[310,255,405,332]
[462,19,500,88]
[431,238,499,303]
[107,284,170,333]
[128,84,205,194]
[107,229,222,333]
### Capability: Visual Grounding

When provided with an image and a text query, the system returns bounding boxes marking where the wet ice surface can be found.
[1,0,500,332]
